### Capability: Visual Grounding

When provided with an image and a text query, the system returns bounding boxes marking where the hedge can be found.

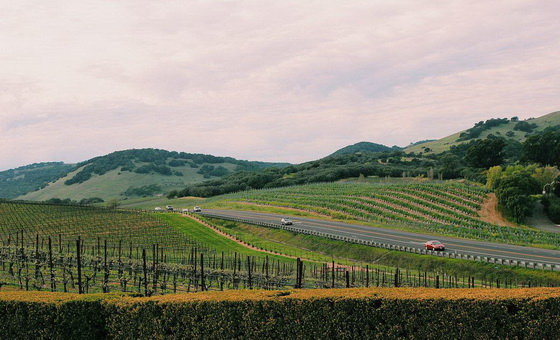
[1,288,560,339]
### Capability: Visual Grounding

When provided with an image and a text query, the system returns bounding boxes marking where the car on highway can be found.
[154,207,163,211]
[281,218,293,225]
[166,205,174,211]
[425,240,445,251]
[181,208,189,213]
[193,206,202,212]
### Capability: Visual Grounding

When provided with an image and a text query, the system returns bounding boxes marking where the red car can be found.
[425,240,445,251]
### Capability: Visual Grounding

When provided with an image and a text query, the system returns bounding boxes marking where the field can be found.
[0,201,310,293]
[0,201,198,250]
[3,198,556,295]
[2,201,490,294]
[203,181,560,248]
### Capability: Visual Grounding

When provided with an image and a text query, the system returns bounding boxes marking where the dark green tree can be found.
[523,126,560,166]
[465,138,506,168]
[495,172,540,222]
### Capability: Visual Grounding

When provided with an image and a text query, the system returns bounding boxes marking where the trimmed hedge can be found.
[1,289,560,339]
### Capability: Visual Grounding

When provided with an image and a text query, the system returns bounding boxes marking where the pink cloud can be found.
[1,1,559,169]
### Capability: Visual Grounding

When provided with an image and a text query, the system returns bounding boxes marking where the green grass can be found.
[18,161,238,202]
[160,213,291,262]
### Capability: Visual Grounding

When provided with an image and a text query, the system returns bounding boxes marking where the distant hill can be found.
[329,142,398,157]
[405,111,560,155]
[173,149,425,198]
[14,149,288,201]
[0,162,74,199]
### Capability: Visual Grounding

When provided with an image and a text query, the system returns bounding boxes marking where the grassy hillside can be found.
[17,148,288,201]
[19,161,238,201]
[405,111,560,154]
[0,162,74,199]
[173,150,431,198]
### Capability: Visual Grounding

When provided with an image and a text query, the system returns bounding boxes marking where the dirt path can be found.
[478,193,517,227]
[525,202,560,233]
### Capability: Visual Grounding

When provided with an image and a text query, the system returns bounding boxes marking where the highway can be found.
[200,209,560,268]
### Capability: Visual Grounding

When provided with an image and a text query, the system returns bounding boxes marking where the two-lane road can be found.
[200,209,560,267]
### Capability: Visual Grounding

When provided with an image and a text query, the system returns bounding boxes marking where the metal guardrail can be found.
[201,213,558,272]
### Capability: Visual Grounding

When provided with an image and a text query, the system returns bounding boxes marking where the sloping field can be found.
[0,201,198,250]
[18,161,237,201]
[0,202,310,293]
[206,182,560,247]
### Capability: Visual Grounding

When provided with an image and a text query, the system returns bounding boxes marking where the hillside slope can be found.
[0,162,74,199]
[17,149,287,201]
[405,111,560,154]
[329,141,396,156]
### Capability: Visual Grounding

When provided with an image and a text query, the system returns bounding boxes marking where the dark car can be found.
[425,240,445,251]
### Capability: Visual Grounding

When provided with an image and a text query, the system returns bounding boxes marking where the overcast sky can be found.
[1,1,559,170]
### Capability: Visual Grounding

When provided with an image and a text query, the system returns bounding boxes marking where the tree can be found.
[495,172,540,222]
[532,166,560,190]
[437,154,463,179]
[106,199,121,209]
[486,166,502,189]
[523,127,560,166]
[513,121,537,133]
[465,138,506,169]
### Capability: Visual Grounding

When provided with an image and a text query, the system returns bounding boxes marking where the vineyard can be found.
[0,201,544,294]
[207,182,560,248]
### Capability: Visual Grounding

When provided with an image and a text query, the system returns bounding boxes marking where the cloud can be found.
[1,1,559,169]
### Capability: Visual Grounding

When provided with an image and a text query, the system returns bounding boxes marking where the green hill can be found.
[173,150,429,198]
[405,111,560,154]
[16,149,288,201]
[0,162,74,199]
[329,141,397,156]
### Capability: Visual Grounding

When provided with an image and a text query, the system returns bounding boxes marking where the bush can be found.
[542,195,560,223]
[2,290,560,339]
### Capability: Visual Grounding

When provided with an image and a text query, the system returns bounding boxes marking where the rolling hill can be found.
[405,111,560,154]
[328,141,397,156]
[0,162,74,199]
[6,110,560,202]
[11,149,288,201]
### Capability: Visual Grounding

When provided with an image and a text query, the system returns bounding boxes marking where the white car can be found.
[182,208,189,213]
[193,206,202,212]
[281,218,293,225]
[155,207,163,211]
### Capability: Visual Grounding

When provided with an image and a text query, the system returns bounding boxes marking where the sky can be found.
[1,1,559,170]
